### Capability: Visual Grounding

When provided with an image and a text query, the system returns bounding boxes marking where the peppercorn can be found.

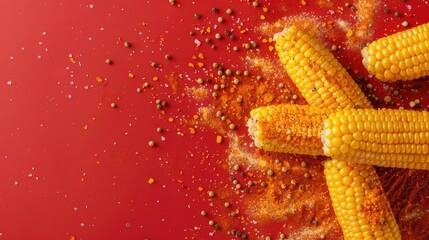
[226,8,233,14]
[105,58,112,64]
[164,54,172,60]
[233,164,239,171]
[212,7,218,13]
[208,191,215,197]
[148,140,155,147]
[124,41,131,47]
[194,13,201,19]
[150,61,158,68]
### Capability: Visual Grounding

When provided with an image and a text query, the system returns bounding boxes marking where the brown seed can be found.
[124,41,131,47]
[208,191,215,197]
[105,58,112,64]
[148,140,155,147]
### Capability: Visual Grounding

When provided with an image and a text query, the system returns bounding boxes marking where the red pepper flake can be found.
[189,127,196,134]
[69,57,75,63]
[216,135,223,144]
[148,178,155,184]
[197,62,204,68]
[95,76,103,83]
[198,53,204,59]
[83,124,88,130]
[128,72,135,78]
[197,186,203,191]
[301,0,307,5]
[188,62,195,68]
[153,76,159,81]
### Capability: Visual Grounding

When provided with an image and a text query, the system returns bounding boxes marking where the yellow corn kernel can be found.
[247,104,331,155]
[362,22,429,82]
[324,159,401,239]
[274,26,372,109]
[322,108,429,169]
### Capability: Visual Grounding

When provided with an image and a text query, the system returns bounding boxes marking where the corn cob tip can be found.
[246,115,263,149]
[273,27,290,42]
[361,22,429,82]
[361,46,369,69]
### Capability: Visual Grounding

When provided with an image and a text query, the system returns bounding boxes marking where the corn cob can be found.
[361,22,429,82]
[248,104,330,155]
[274,25,372,109]
[324,159,401,239]
[322,108,429,170]
[270,26,400,239]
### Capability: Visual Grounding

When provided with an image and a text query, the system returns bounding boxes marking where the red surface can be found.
[1,1,429,239]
